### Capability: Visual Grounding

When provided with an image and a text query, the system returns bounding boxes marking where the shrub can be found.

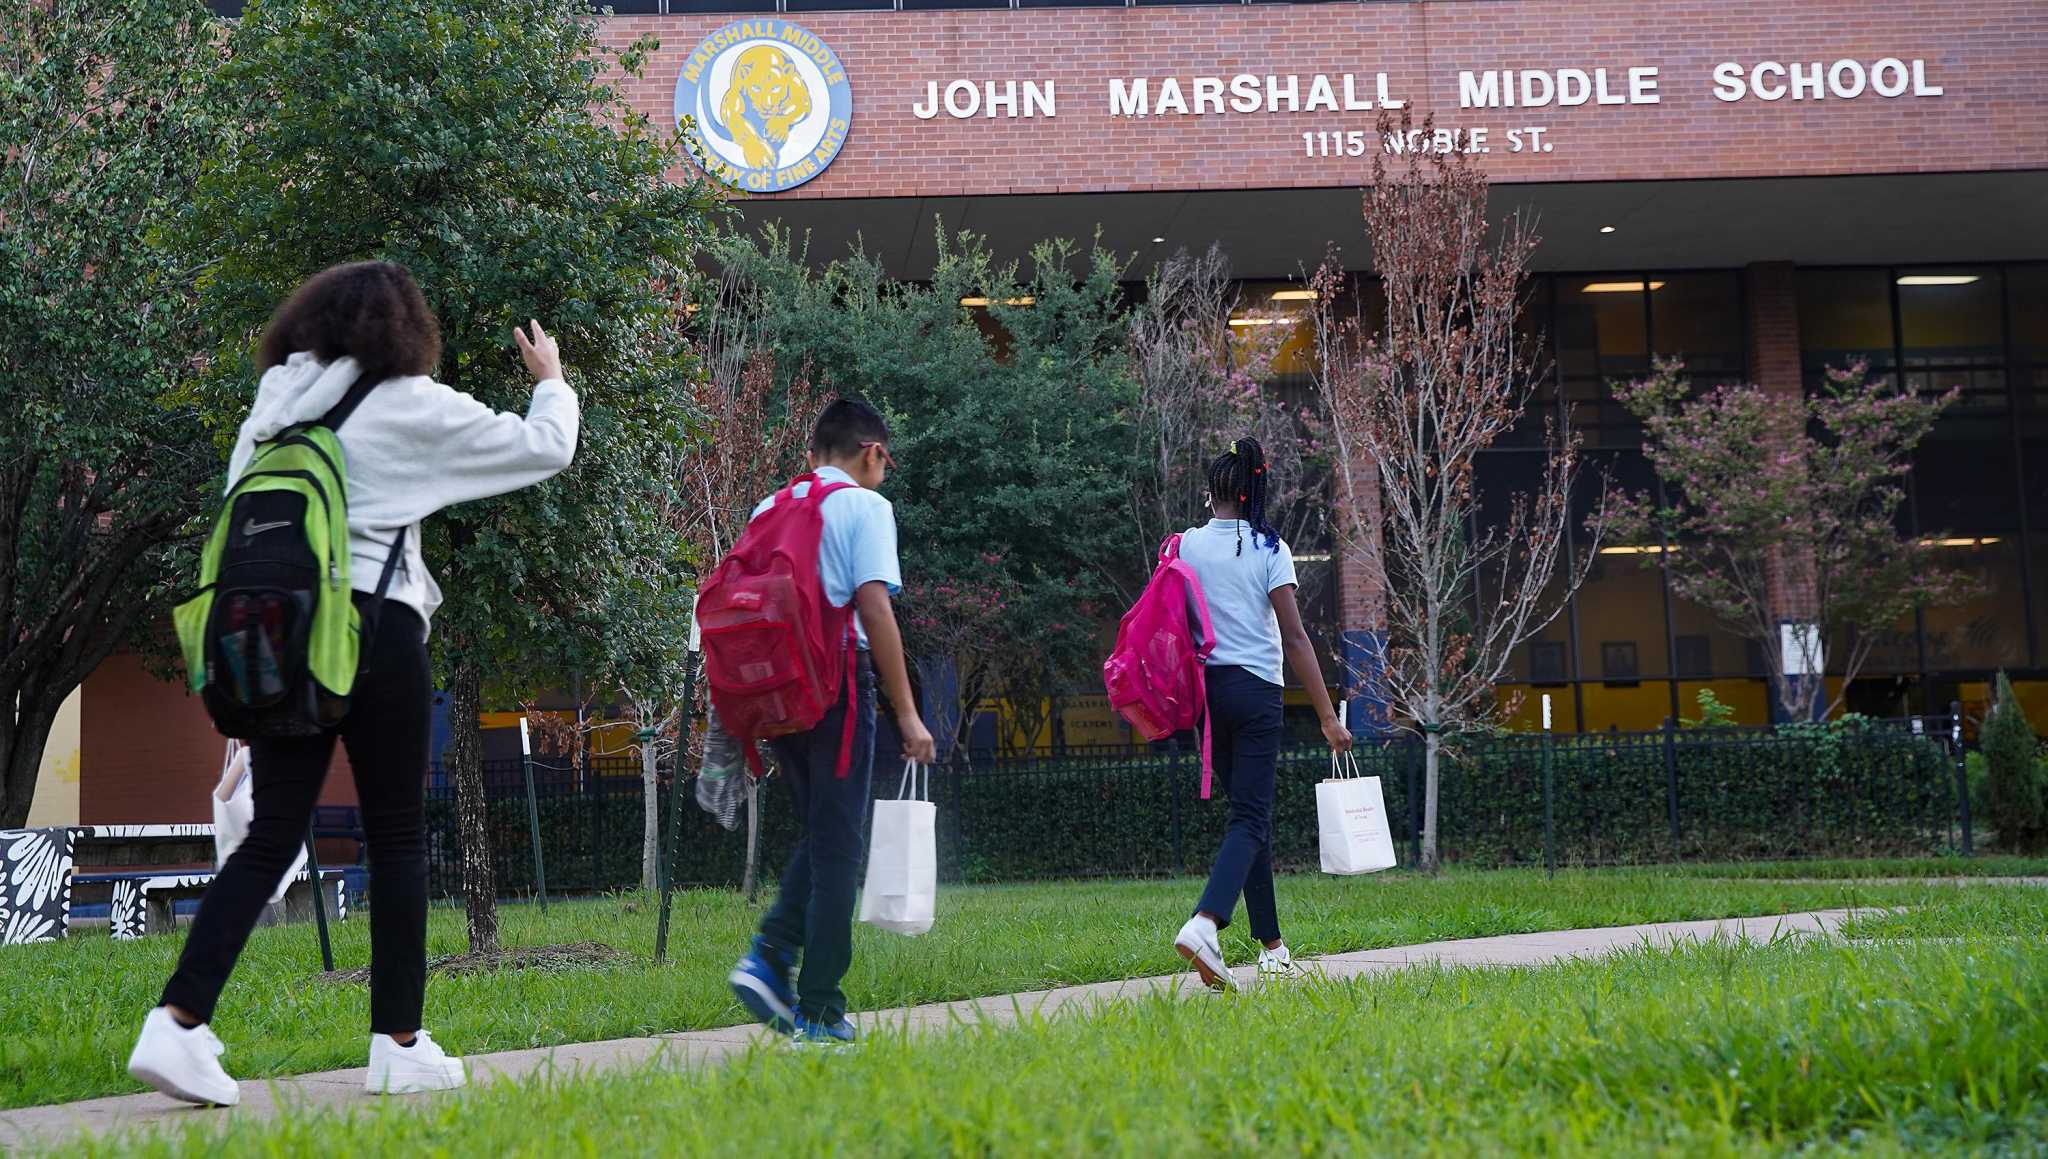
[1980,673,2048,853]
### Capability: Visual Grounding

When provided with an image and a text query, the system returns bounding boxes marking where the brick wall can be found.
[1744,261,1821,630]
[603,0,2047,200]
[81,652,360,826]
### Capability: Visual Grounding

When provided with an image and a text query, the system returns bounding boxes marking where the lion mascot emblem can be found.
[713,45,812,169]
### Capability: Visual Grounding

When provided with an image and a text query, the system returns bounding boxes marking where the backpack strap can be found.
[316,371,377,432]
[1160,547,1218,798]
[356,526,409,660]
[1174,568,1216,799]
[835,620,857,778]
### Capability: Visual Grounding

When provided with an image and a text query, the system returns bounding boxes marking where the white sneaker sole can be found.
[128,1059,239,1107]
[729,967,797,1028]
[1175,938,1240,992]
[366,1062,467,1095]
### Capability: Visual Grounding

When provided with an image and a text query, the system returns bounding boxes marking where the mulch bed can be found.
[318,941,626,984]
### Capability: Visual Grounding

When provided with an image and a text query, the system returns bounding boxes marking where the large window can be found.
[1478,271,1749,729]
[1482,264,2047,728]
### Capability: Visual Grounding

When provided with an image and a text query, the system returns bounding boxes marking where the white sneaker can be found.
[365,1030,467,1095]
[1174,915,1239,992]
[1257,943,1303,982]
[127,1007,240,1107]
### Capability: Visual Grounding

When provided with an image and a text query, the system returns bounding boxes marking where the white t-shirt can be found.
[1176,519,1298,687]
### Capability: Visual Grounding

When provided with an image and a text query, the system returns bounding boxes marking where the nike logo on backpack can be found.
[242,518,292,537]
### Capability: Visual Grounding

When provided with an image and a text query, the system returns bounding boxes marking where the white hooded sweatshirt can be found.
[227,353,579,628]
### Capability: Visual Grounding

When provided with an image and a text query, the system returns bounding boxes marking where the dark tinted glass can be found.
[1649,272,1743,385]
[1798,269,1895,381]
[1899,269,2002,367]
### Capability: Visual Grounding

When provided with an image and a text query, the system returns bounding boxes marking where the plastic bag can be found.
[694,709,749,831]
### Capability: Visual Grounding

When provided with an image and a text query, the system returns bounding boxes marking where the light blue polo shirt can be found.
[1176,519,1298,687]
[749,466,901,647]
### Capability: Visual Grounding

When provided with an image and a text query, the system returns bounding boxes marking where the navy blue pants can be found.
[1194,665,1286,945]
[760,656,877,1023]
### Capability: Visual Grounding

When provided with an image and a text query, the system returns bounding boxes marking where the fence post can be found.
[519,717,549,911]
[1407,738,1423,867]
[1542,695,1556,878]
[591,762,605,891]
[1663,716,1682,848]
[1952,700,1973,856]
[302,824,334,973]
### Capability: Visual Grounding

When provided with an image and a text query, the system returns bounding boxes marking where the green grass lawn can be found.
[85,884,2048,1157]
[0,867,1985,1111]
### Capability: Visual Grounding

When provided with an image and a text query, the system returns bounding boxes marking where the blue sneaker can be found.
[791,1014,857,1048]
[728,938,797,1033]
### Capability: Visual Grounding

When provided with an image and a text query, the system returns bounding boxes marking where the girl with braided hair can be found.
[1171,436,1352,989]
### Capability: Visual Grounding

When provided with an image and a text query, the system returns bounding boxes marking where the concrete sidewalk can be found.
[0,909,1861,1151]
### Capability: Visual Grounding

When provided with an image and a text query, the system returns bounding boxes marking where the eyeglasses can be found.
[859,441,897,471]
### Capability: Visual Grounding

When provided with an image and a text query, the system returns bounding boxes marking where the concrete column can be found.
[1745,261,1825,720]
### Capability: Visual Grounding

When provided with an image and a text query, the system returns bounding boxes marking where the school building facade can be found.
[51,0,2048,824]
[629,0,2048,733]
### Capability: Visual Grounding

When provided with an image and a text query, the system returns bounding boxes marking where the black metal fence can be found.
[419,718,1967,897]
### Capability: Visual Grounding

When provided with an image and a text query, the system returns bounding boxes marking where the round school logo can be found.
[674,20,852,194]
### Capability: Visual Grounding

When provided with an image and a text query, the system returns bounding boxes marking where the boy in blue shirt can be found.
[729,399,935,1044]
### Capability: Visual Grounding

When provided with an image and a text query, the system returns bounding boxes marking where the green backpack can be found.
[174,379,405,739]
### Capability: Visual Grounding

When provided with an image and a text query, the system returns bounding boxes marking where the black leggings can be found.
[161,596,432,1034]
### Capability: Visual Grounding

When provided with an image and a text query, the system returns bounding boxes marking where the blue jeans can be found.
[759,656,877,1023]
[1194,665,1285,945]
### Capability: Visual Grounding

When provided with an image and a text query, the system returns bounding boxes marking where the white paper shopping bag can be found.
[212,740,305,904]
[1317,752,1398,875]
[859,761,937,935]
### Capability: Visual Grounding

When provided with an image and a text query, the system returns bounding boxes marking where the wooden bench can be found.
[73,868,349,939]
[67,825,347,939]
[311,805,367,863]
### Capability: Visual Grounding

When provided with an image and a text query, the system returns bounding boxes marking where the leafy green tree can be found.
[0,0,230,827]
[1610,359,1967,722]
[1981,673,2046,852]
[193,0,718,952]
[702,226,1144,730]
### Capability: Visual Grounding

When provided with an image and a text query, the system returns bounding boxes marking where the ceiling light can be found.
[1580,281,1666,294]
[1228,317,1289,327]
[959,296,1036,307]
[1599,544,1677,555]
[1269,290,1319,301]
[1896,275,1981,286]
[1151,236,1166,244]
[1921,536,2000,548]
[1599,225,1617,234]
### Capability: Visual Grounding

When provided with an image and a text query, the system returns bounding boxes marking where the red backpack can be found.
[1102,533,1218,798]
[698,473,859,777]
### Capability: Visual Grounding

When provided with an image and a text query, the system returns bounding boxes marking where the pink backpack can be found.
[1103,533,1217,798]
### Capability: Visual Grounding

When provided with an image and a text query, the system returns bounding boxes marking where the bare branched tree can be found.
[1314,113,1602,872]
[1128,246,1327,604]
[673,296,829,897]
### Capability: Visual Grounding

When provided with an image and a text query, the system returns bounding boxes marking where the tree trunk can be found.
[741,774,762,902]
[641,740,659,892]
[1420,728,1442,874]
[447,657,499,954]
[0,698,57,829]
